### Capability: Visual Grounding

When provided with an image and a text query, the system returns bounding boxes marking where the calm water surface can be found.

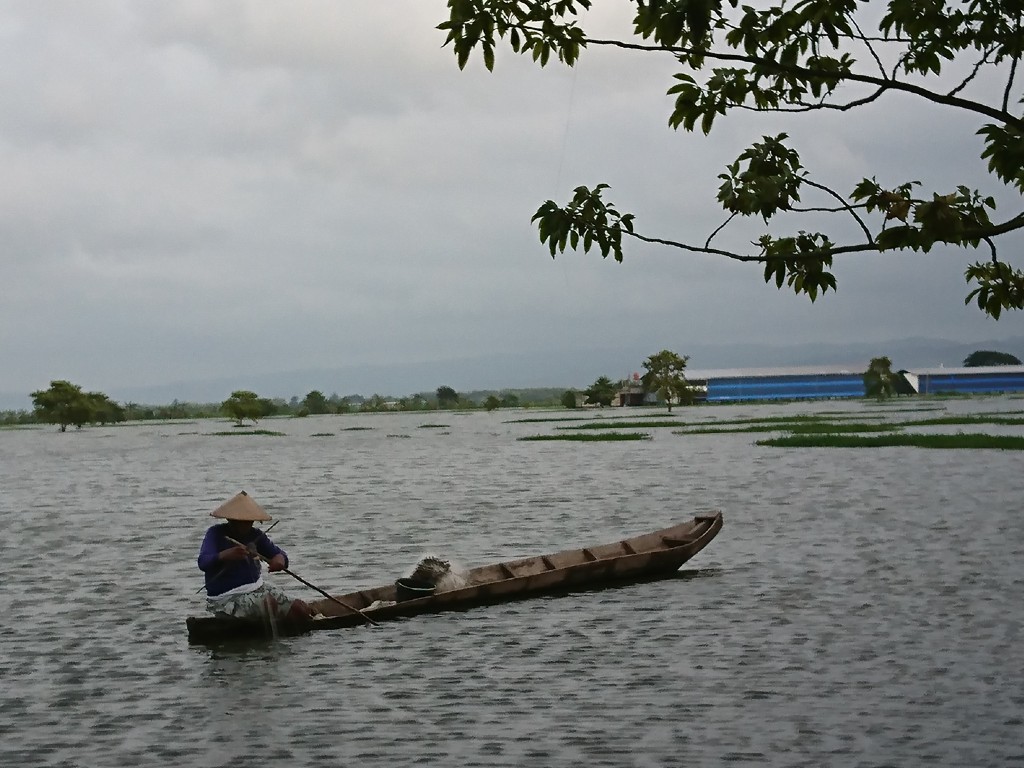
[2,399,1023,767]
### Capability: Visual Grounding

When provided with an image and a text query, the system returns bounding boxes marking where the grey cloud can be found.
[2,1,1021,402]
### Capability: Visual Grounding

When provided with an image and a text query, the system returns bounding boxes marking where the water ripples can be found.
[2,401,1023,766]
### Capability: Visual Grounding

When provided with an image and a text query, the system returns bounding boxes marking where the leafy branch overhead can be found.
[439,0,1024,317]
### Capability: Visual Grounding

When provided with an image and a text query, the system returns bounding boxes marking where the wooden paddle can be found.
[225,536,379,627]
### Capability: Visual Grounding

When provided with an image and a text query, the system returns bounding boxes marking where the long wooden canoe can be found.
[186,512,723,644]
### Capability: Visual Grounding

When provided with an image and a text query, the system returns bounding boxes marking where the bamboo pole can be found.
[225,536,378,627]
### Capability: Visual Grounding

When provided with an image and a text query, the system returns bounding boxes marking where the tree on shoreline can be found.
[438,1,1024,317]
[221,390,275,426]
[584,376,617,407]
[31,380,91,431]
[641,350,692,412]
[30,380,125,430]
[436,385,460,409]
[301,390,331,415]
[863,356,896,400]
[963,350,1022,366]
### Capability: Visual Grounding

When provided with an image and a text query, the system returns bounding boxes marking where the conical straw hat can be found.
[210,490,272,522]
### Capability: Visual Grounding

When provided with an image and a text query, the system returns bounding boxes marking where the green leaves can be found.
[979,124,1024,193]
[717,134,803,220]
[633,0,725,48]
[965,261,1024,319]
[438,0,590,70]
[532,184,634,261]
[436,1,1024,319]
[853,179,996,253]
[758,232,837,301]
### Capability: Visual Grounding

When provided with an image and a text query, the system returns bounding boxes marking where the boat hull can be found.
[186,512,722,644]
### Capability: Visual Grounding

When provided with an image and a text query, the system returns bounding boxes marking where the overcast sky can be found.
[2,1,1022,403]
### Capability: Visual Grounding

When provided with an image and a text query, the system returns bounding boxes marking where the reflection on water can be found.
[2,399,1023,766]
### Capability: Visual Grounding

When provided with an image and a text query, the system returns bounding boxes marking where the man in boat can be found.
[197,491,314,621]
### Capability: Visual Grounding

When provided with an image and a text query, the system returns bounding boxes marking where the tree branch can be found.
[580,36,1024,129]
[801,179,873,241]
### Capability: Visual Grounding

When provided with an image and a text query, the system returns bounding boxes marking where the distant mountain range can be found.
[3,335,1023,410]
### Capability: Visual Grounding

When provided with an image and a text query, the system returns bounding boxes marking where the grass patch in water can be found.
[787,422,902,434]
[310,432,334,437]
[559,420,680,430]
[678,412,1024,435]
[758,432,1024,449]
[418,423,449,429]
[900,415,1024,427]
[342,426,373,431]
[519,432,652,441]
[209,429,286,436]
[672,415,885,430]
[713,414,884,425]
[677,420,898,435]
[505,416,594,423]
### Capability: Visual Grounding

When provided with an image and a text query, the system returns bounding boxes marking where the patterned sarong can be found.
[206,580,297,620]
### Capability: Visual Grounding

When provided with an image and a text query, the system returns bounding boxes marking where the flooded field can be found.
[2,397,1022,766]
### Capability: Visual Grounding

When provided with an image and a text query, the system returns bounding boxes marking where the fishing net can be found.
[407,554,469,592]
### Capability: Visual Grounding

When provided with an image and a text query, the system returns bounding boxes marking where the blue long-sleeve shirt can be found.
[197,523,289,597]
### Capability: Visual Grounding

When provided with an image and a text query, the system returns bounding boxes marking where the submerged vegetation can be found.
[560,420,681,430]
[667,410,1024,450]
[674,412,1024,436]
[519,432,651,442]
[209,430,286,437]
[758,433,1024,450]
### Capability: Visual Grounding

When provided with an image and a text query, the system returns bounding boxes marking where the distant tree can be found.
[404,395,428,411]
[962,350,1022,367]
[31,380,93,431]
[641,350,692,412]
[86,392,125,425]
[561,389,579,409]
[500,393,520,408]
[863,357,896,400]
[484,394,502,411]
[257,397,278,420]
[222,390,264,425]
[1,409,35,426]
[363,394,390,412]
[584,376,617,407]
[302,390,331,415]
[436,385,459,409]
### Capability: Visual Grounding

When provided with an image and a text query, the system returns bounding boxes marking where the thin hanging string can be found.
[553,56,581,200]
[553,12,586,290]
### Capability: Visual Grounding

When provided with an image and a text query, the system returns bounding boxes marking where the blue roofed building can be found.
[899,366,1024,395]
[617,363,1024,406]
[686,366,867,403]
